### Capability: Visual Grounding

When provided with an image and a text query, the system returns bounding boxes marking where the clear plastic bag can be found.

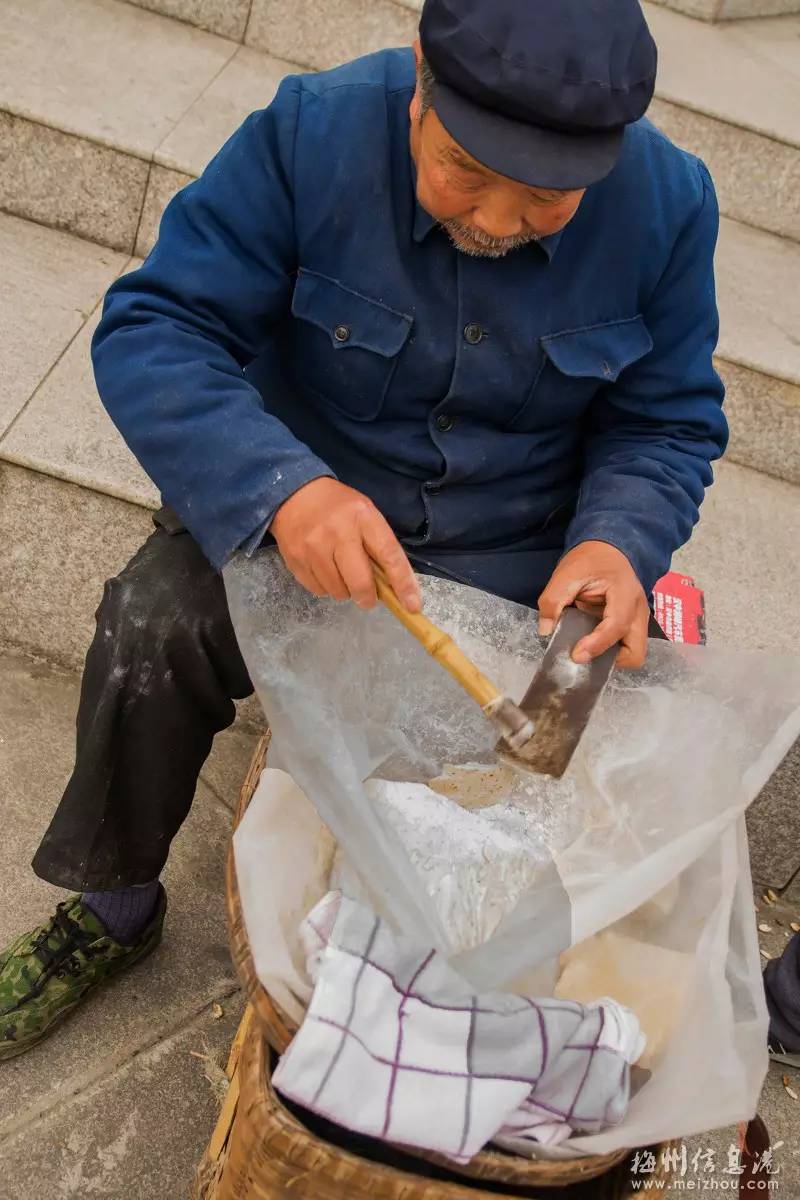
[224,548,800,1154]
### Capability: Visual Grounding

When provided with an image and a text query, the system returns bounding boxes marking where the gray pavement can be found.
[0,649,254,1198]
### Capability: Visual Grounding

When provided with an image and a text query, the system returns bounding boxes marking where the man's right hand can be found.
[270,477,422,612]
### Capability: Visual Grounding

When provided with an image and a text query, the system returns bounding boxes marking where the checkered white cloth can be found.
[272,892,645,1163]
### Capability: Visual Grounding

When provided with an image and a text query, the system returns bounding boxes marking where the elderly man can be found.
[1,0,726,1057]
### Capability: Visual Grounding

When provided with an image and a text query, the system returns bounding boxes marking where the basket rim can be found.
[238,1009,677,1197]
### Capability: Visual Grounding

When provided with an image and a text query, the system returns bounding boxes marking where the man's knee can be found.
[94,527,225,662]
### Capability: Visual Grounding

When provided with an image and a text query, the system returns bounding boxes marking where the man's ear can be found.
[409,38,424,123]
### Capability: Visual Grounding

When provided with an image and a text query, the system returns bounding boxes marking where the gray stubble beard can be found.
[440,217,540,259]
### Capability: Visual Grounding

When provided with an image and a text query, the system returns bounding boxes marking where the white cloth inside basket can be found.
[272,890,645,1162]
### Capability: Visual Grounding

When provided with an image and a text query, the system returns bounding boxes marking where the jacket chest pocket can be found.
[508,316,654,431]
[290,268,413,421]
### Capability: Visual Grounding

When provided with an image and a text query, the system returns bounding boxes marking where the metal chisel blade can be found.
[497,607,617,779]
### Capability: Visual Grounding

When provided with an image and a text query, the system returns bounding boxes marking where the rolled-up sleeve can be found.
[562,162,728,593]
[91,76,335,571]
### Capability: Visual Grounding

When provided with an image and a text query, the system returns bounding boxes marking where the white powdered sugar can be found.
[331,763,582,954]
[547,650,591,690]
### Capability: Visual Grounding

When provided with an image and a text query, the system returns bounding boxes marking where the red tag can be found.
[652,571,706,645]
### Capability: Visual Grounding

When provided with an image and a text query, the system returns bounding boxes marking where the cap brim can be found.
[431,79,624,190]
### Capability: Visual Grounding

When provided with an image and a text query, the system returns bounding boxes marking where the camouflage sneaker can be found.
[0,885,166,1060]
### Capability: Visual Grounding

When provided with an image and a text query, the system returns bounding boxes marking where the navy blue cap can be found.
[419,0,657,190]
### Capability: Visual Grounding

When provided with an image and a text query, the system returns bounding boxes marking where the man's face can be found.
[410,95,586,259]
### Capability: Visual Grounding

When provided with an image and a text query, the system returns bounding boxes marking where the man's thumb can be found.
[538,575,585,636]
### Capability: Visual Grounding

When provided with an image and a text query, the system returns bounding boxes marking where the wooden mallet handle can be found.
[372,564,504,711]
[373,566,535,749]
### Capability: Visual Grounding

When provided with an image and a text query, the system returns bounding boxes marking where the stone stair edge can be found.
[0,448,159,512]
[2,75,796,261]
[654,92,799,154]
[0,461,153,670]
[0,50,309,171]
[652,0,800,16]
[1,0,798,260]
[0,354,796,525]
[341,0,800,22]
[115,0,800,163]
[721,352,800,393]
[114,0,252,42]
[119,0,800,31]
[2,0,798,165]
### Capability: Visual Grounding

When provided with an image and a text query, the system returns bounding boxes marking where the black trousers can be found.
[32,510,254,891]
[32,509,668,892]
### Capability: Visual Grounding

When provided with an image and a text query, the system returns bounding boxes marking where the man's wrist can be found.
[560,538,637,577]
[562,518,656,594]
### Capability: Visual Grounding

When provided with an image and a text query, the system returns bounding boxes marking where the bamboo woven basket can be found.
[196,1004,673,1200]
[215,729,678,1193]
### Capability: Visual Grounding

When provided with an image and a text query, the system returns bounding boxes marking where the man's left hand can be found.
[538,541,650,669]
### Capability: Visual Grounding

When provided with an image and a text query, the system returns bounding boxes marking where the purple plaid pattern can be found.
[272,893,644,1162]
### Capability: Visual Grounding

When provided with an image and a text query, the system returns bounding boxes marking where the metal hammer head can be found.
[494,607,618,778]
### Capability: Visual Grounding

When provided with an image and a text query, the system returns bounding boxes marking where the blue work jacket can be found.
[92,48,727,607]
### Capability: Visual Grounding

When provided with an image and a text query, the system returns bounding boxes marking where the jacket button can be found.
[435,412,455,432]
[333,324,351,342]
[425,482,441,496]
[463,323,483,345]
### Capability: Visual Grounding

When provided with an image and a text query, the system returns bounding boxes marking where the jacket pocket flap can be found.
[292,268,413,357]
[541,316,653,382]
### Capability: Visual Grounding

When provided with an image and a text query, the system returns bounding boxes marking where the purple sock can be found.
[82,880,160,944]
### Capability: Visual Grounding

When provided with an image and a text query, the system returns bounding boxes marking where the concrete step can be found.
[0,0,299,254]
[118,0,421,59]
[0,210,154,668]
[649,0,800,21]
[714,218,800,484]
[644,5,800,243]
[120,0,253,39]
[122,0,800,38]
[0,0,798,256]
[1,209,798,673]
